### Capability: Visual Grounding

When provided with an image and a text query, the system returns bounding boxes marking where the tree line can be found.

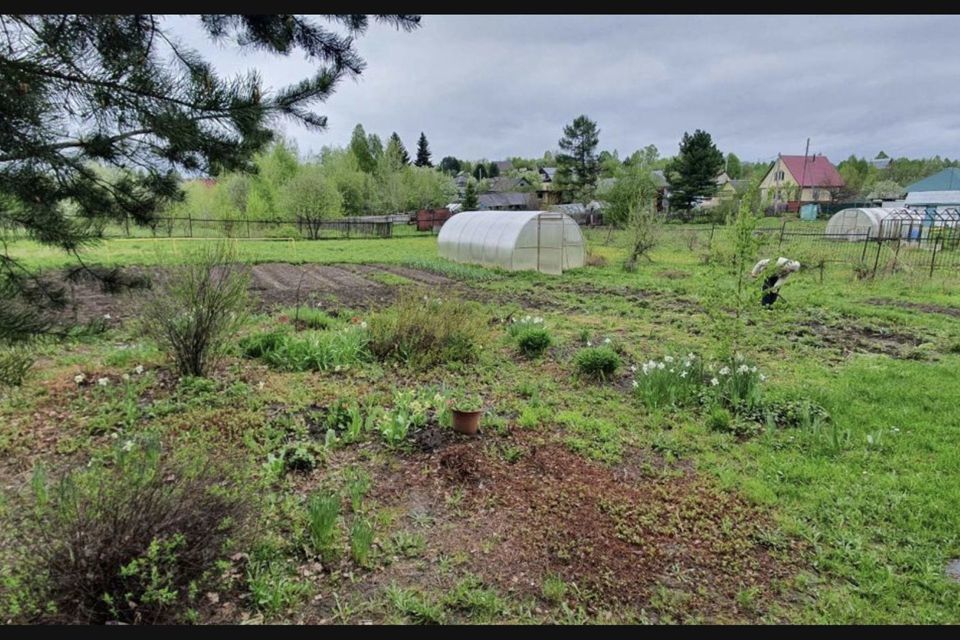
[837,153,960,201]
[162,126,456,228]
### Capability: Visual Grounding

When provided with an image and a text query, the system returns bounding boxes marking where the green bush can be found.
[508,317,552,358]
[281,441,322,472]
[368,292,485,368]
[574,346,621,381]
[706,406,733,432]
[9,439,248,623]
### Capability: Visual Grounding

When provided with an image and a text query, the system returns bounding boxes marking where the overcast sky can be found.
[172,14,960,164]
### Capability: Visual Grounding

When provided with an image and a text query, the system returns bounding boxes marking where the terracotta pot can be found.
[451,409,482,435]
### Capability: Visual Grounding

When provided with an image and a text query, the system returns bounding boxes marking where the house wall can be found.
[701,182,738,208]
[759,158,835,204]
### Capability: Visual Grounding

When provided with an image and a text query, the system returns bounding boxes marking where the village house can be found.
[698,172,739,209]
[759,153,845,211]
[486,176,533,193]
[536,166,573,206]
[477,192,536,211]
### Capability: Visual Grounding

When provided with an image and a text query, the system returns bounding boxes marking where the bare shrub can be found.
[141,242,249,377]
[585,250,608,267]
[624,202,661,272]
[10,439,250,624]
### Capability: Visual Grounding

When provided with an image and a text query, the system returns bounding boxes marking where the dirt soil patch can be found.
[38,263,479,325]
[784,320,926,358]
[372,429,802,622]
[866,298,960,319]
[500,281,704,316]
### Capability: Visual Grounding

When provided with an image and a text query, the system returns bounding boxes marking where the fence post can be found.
[778,220,787,248]
[708,222,715,250]
[860,227,871,262]
[187,212,193,238]
[873,237,882,277]
[930,235,940,278]
[246,218,251,239]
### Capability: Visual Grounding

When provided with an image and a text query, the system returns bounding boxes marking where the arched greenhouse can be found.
[825,207,960,241]
[825,208,921,241]
[437,210,586,275]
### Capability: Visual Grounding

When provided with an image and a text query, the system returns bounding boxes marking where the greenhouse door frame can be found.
[536,212,566,275]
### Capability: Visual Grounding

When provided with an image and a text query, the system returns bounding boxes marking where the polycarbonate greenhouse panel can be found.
[436,210,586,274]
[825,208,926,240]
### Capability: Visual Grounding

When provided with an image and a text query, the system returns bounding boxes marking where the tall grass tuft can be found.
[306,491,341,561]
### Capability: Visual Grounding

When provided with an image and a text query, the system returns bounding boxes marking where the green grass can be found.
[3,224,960,624]
[5,235,439,270]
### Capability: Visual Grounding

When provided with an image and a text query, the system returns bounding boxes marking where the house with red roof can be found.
[759,153,844,211]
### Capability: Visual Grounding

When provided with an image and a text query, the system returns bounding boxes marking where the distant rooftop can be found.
[779,154,844,188]
[905,167,960,193]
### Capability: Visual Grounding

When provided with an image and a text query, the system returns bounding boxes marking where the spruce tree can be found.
[556,115,601,203]
[666,130,725,211]
[439,156,461,175]
[0,14,419,340]
[415,132,432,167]
[388,132,410,165]
[350,124,377,173]
[462,180,479,210]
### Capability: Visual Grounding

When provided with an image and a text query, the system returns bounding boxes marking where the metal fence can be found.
[773,220,960,277]
[655,219,959,278]
[93,215,438,241]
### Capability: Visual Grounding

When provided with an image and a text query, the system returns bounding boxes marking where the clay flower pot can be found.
[451,409,482,435]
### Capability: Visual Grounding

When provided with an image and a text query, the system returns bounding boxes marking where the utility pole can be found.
[798,138,810,207]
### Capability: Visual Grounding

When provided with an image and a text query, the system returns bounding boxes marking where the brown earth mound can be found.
[373,430,802,622]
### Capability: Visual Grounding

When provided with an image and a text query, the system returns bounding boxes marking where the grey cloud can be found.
[172,14,960,163]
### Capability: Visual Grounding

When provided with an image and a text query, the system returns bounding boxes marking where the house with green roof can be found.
[904,167,960,207]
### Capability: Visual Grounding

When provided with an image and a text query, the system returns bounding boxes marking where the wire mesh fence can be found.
[86,215,440,241]
[655,219,959,278]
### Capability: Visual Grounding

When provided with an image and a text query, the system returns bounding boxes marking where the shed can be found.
[437,210,586,275]
[415,208,452,232]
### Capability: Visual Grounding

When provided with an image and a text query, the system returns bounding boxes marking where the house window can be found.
[775,170,785,181]
[812,189,821,200]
